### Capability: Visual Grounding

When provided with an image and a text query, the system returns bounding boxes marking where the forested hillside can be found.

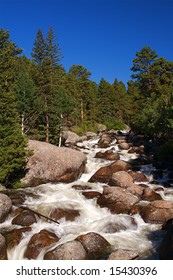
[1,27,173,187]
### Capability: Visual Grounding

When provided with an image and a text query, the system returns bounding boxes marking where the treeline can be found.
[1,27,173,187]
[13,27,130,144]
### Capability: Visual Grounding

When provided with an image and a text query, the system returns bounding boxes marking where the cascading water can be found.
[1,134,172,260]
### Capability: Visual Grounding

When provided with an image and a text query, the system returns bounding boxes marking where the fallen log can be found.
[18,205,60,225]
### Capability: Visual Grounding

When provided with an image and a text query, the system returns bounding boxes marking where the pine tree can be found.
[131,46,158,95]
[31,29,46,65]
[129,46,173,140]
[0,29,27,187]
[68,65,91,129]
[15,56,40,136]
[31,27,64,143]
[97,78,115,125]
[46,26,63,67]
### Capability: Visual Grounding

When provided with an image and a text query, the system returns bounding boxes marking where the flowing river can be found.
[1,133,173,260]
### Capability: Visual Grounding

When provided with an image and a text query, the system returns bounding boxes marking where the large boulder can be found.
[95,150,120,161]
[22,140,87,187]
[98,133,114,148]
[109,171,134,188]
[76,232,112,259]
[12,210,37,226]
[97,124,107,133]
[140,200,173,224]
[142,188,162,202]
[118,142,130,150]
[108,249,139,260]
[0,193,12,223]
[88,166,112,183]
[128,171,148,182]
[44,240,87,260]
[110,160,132,173]
[0,234,7,260]
[89,160,132,184]
[62,130,87,145]
[85,131,97,140]
[97,186,140,214]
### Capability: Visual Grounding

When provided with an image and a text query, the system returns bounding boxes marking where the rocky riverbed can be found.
[0,130,173,260]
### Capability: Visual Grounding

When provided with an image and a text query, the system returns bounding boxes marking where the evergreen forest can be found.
[1,27,173,187]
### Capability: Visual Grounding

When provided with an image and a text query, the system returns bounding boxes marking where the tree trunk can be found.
[80,96,84,128]
[45,111,49,143]
[58,114,63,147]
[21,113,24,135]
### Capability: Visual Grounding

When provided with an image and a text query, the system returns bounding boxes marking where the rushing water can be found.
[1,135,173,260]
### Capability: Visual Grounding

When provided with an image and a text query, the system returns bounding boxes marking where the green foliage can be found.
[14,56,41,135]
[105,120,125,130]
[46,26,63,67]
[71,125,86,136]
[157,141,173,161]
[31,27,64,142]
[31,29,46,65]
[129,46,173,143]
[131,46,158,94]
[97,78,115,123]
[0,29,27,187]
[3,26,173,179]
[69,65,93,128]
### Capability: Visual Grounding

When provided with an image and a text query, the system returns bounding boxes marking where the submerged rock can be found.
[12,210,36,226]
[24,229,60,259]
[4,227,32,249]
[49,208,80,221]
[82,191,101,199]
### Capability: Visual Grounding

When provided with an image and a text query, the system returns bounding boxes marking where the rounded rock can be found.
[0,193,12,223]
[44,240,87,260]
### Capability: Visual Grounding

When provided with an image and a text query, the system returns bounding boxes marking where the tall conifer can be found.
[31,27,64,142]
[0,29,27,187]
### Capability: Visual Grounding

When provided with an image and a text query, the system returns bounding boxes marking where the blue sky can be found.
[1,0,173,85]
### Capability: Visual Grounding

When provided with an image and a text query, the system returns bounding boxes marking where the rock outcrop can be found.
[22,140,87,187]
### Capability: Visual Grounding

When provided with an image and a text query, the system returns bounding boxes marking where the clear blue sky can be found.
[1,0,173,85]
